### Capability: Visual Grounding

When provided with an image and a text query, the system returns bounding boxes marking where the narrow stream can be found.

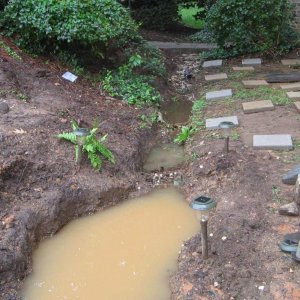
[22,188,199,300]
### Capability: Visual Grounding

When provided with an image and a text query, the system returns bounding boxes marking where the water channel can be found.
[22,188,199,300]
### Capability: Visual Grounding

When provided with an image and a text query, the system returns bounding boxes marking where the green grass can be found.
[179,5,204,29]
[233,86,292,105]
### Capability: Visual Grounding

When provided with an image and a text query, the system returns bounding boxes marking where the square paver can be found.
[294,102,300,112]
[205,73,228,81]
[206,89,232,101]
[242,58,262,65]
[281,59,300,66]
[253,134,293,150]
[280,82,300,91]
[206,116,239,130]
[242,80,268,88]
[287,91,300,100]
[232,66,255,71]
[242,100,274,114]
[203,60,223,68]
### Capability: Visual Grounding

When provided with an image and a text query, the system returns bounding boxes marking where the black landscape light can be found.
[218,121,235,154]
[190,195,217,259]
[74,128,89,164]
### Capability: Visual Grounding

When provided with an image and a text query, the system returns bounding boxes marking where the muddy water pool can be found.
[22,188,199,300]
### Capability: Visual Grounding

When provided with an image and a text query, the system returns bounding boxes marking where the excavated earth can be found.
[1,35,300,300]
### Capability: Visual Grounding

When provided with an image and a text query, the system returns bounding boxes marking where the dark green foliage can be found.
[0,0,8,11]
[205,0,298,57]
[1,0,139,56]
[103,54,161,106]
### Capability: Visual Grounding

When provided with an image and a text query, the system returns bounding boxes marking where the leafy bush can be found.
[0,0,8,11]
[205,0,298,57]
[174,126,195,144]
[57,121,115,171]
[1,0,140,56]
[103,54,161,106]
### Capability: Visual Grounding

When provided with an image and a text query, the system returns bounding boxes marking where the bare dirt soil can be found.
[1,32,300,300]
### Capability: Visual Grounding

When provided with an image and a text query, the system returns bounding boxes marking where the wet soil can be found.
[1,32,300,300]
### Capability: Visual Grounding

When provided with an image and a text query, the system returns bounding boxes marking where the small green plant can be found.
[57,121,115,170]
[103,54,161,106]
[179,4,205,29]
[228,71,253,81]
[0,39,21,60]
[190,98,206,127]
[174,126,195,144]
[272,185,284,205]
[231,131,240,141]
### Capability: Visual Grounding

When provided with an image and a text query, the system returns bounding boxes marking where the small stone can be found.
[242,100,274,114]
[214,282,219,287]
[206,89,232,101]
[242,80,268,88]
[209,233,213,237]
[294,174,300,205]
[258,286,265,291]
[282,164,300,185]
[281,59,300,66]
[242,58,262,65]
[203,60,222,68]
[0,102,9,114]
[205,73,228,81]
[278,202,300,216]
[221,236,227,241]
[280,82,300,91]
[232,66,255,71]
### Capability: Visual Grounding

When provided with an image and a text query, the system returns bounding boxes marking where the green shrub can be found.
[1,0,140,56]
[205,0,298,57]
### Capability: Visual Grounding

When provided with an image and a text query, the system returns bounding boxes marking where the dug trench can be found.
[1,45,300,300]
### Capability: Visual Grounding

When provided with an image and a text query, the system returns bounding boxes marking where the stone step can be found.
[206,89,232,101]
[280,82,300,91]
[287,91,300,100]
[242,58,262,65]
[205,73,228,81]
[242,100,274,114]
[203,60,222,68]
[294,102,300,112]
[266,73,300,83]
[232,66,255,71]
[206,116,238,130]
[281,59,300,66]
[242,80,269,88]
[253,134,293,150]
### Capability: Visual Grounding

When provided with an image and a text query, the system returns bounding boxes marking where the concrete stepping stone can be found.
[253,134,293,150]
[294,102,300,112]
[203,60,222,68]
[242,80,268,88]
[287,91,300,100]
[242,100,274,114]
[280,82,300,91]
[206,89,232,101]
[281,59,300,66]
[206,116,238,130]
[205,73,228,81]
[242,58,262,65]
[232,66,255,71]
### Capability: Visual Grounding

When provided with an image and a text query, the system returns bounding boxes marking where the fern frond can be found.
[71,120,79,130]
[96,142,115,164]
[57,132,77,144]
[87,152,102,170]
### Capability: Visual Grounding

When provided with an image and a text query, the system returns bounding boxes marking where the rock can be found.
[282,164,300,185]
[294,174,300,205]
[0,102,9,114]
[278,202,300,216]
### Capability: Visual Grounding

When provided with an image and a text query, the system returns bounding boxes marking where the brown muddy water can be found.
[22,188,199,300]
[143,143,186,171]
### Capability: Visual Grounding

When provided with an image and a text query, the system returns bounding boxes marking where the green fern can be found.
[57,123,115,170]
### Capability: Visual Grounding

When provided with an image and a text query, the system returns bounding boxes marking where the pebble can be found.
[209,233,214,237]
[258,286,265,291]
[0,102,9,114]
[214,282,219,287]
[221,236,227,241]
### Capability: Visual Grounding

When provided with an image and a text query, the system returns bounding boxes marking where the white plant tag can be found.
[62,71,78,82]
